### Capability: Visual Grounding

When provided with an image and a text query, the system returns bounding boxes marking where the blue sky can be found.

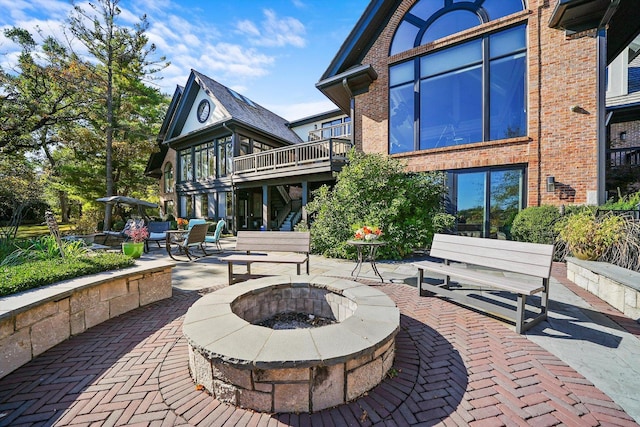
[0,0,370,120]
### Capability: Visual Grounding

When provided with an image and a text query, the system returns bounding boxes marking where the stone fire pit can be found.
[183,275,399,413]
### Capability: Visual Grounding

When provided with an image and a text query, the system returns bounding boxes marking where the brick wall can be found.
[353,0,601,206]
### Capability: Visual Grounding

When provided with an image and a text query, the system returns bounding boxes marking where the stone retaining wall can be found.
[566,258,640,321]
[0,260,174,380]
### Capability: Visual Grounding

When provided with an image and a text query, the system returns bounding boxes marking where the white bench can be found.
[221,231,310,285]
[412,234,554,334]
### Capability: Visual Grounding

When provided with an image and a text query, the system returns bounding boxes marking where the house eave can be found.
[316,64,378,113]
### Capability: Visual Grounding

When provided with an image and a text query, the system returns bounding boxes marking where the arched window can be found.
[390,0,525,56]
[164,163,174,193]
[389,1,527,154]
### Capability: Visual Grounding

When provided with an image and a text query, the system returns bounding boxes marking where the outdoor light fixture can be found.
[547,176,556,192]
[620,131,627,141]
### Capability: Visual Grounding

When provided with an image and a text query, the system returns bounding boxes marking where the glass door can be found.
[452,167,525,239]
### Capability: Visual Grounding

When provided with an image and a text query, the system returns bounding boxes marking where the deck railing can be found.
[234,139,353,175]
[608,146,640,167]
[308,122,351,141]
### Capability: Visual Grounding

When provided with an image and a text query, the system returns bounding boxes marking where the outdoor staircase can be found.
[279,209,302,231]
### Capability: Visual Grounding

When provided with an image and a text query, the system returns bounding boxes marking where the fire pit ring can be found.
[183,275,399,413]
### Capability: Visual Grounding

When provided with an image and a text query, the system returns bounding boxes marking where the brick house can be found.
[316,0,640,238]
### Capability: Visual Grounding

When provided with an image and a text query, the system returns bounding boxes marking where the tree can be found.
[68,0,169,230]
[306,150,447,260]
[0,28,93,153]
[0,155,44,242]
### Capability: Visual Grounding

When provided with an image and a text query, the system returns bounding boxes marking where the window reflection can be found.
[389,25,527,153]
[453,168,524,239]
[490,54,526,140]
[390,0,524,55]
[420,65,483,149]
[390,83,415,154]
[456,172,485,237]
[164,163,174,193]
[421,10,481,45]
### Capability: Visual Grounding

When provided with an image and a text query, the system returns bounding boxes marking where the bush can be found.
[601,190,640,210]
[306,150,447,260]
[0,253,135,297]
[511,206,562,245]
[557,210,625,261]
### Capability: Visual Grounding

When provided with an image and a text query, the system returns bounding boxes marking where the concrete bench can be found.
[222,231,310,285]
[413,233,554,334]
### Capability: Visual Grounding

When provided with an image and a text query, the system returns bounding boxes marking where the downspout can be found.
[342,77,355,147]
[222,122,237,234]
[597,29,607,205]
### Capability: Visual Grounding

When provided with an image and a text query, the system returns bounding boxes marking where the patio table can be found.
[347,239,386,282]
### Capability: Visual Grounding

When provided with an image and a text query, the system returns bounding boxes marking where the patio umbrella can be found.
[96,196,158,221]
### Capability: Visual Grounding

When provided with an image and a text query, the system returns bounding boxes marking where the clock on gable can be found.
[197,99,211,123]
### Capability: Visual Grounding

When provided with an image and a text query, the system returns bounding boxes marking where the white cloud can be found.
[291,0,306,9]
[236,20,260,37]
[236,9,306,48]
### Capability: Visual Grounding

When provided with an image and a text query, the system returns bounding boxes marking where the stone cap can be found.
[183,275,400,369]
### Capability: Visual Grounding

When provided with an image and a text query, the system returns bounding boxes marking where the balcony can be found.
[308,121,351,141]
[233,138,353,182]
[608,146,640,167]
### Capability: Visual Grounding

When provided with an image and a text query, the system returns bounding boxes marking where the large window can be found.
[195,141,216,181]
[451,167,525,239]
[389,0,526,155]
[163,163,174,193]
[390,25,526,154]
[218,136,233,177]
[179,150,192,182]
[179,136,233,182]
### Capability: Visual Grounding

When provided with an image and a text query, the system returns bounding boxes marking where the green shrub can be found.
[557,210,625,261]
[511,206,562,244]
[0,253,135,297]
[306,150,447,260]
[1,235,89,266]
[601,190,640,210]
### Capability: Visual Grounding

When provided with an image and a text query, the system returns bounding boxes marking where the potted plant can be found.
[557,210,625,261]
[70,215,99,245]
[122,222,149,258]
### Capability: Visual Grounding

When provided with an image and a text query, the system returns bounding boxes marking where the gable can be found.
[180,87,228,137]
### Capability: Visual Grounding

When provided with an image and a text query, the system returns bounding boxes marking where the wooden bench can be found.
[222,231,310,285]
[412,234,554,334]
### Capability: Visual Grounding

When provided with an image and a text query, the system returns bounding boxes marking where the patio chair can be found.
[102,218,144,246]
[187,218,207,229]
[145,221,170,252]
[166,222,210,261]
[204,219,225,252]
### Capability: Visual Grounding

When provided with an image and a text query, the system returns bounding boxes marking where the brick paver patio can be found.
[0,275,636,426]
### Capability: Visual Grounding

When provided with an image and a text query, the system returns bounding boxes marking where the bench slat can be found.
[412,260,545,295]
[430,234,554,279]
[223,254,308,263]
[235,231,310,253]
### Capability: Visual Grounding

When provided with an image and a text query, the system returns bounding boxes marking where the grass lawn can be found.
[16,224,74,239]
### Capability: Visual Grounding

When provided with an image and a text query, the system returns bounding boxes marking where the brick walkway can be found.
[0,277,637,426]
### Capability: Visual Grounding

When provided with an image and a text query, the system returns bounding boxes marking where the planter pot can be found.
[122,242,144,258]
